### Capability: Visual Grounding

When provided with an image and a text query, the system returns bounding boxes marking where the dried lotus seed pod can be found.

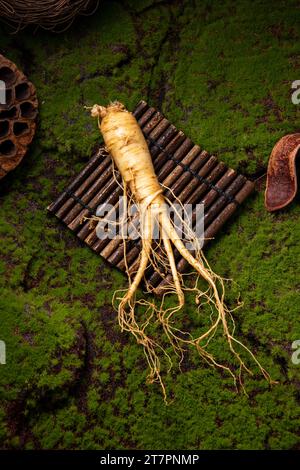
[0,54,38,179]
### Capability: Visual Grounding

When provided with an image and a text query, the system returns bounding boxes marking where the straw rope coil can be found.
[0,0,100,32]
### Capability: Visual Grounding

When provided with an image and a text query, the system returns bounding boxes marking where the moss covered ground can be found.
[0,0,300,450]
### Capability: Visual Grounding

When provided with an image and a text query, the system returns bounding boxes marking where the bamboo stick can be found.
[154,137,193,179]
[179,161,227,205]
[142,111,165,135]
[149,124,178,158]
[204,180,255,239]
[137,107,156,127]
[186,168,236,206]
[203,175,246,227]
[164,154,218,200]
[161,146,204,188]
[132,100,148,119]
[62,156,114,225]
[47,148,104,214]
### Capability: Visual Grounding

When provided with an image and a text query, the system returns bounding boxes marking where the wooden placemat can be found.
[48,101,254,295]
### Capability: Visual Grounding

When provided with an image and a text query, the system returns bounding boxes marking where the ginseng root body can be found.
[90,101,273,400]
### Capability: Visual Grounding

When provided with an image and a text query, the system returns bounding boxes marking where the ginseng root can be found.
[89,101,274,401]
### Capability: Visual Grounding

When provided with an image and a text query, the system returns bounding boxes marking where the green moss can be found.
[0,0,300,451]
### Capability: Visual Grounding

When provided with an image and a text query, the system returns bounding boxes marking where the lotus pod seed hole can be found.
[0,139,16,156]
[20,102,36,119]
[15,83,30,101]
[0,106,17,119]
[0,120,9,138]
[13,121,29,136]
[0,66,15,87]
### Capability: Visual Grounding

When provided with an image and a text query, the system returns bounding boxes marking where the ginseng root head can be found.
[90,104,107,119]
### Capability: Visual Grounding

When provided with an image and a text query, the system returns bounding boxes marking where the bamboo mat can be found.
[48,101,254,295]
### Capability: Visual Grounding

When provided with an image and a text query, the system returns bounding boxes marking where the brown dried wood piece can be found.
[265,133,300,212]
[0,54,38,179]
